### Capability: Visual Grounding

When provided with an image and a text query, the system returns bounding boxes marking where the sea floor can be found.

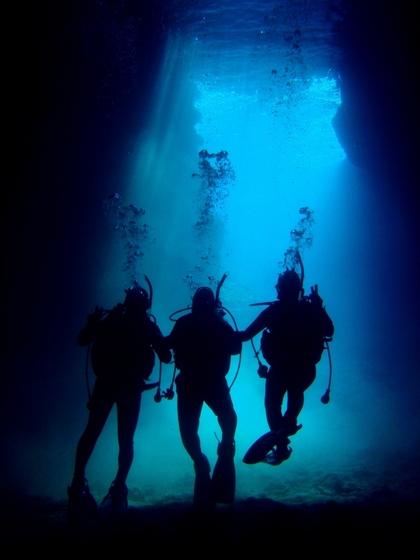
[2,453,419,554]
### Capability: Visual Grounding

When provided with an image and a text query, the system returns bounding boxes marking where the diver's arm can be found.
[151,324,172,364]
[310,285,334,337]
[162,319,181,351]
[77,328,94,346]
[237,307,271,342]
[225,323,242,355]
[77,306,105,346]
[321,308,334,338]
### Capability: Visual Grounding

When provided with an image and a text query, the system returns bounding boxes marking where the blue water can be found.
[3,0,419,506]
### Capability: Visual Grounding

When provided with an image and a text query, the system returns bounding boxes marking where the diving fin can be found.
[211,441,236,504]
[262,442,293,466]
[193,454,213,509]
[243,425,302,465]
[67,478,99,526]
[99,481,128,518]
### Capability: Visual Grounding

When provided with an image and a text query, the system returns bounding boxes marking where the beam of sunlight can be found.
[85,5,417,506]
[105,32,351,502]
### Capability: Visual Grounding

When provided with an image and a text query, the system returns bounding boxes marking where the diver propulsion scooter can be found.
[84,275,161,408]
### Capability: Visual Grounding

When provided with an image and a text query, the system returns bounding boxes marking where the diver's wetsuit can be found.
[73,304,171,494]
[166,310,241,465]
[239,297,334,433]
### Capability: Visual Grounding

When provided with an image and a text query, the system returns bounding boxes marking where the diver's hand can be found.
[309,285,323,308]
[87,305,105,323]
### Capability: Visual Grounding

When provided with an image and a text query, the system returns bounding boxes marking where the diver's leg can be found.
[177,386,204,463]
[113,385,142,494]
[283,390,304,430]
[177,382,212,507]
[261,373,296,466]
[205,378,237,446]
[264,370,287,432]
[206,379,237,503]
[71,380,114,492]
[283,365,316,431]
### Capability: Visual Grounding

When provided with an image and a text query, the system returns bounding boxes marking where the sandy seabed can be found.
[2,454,419,555]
